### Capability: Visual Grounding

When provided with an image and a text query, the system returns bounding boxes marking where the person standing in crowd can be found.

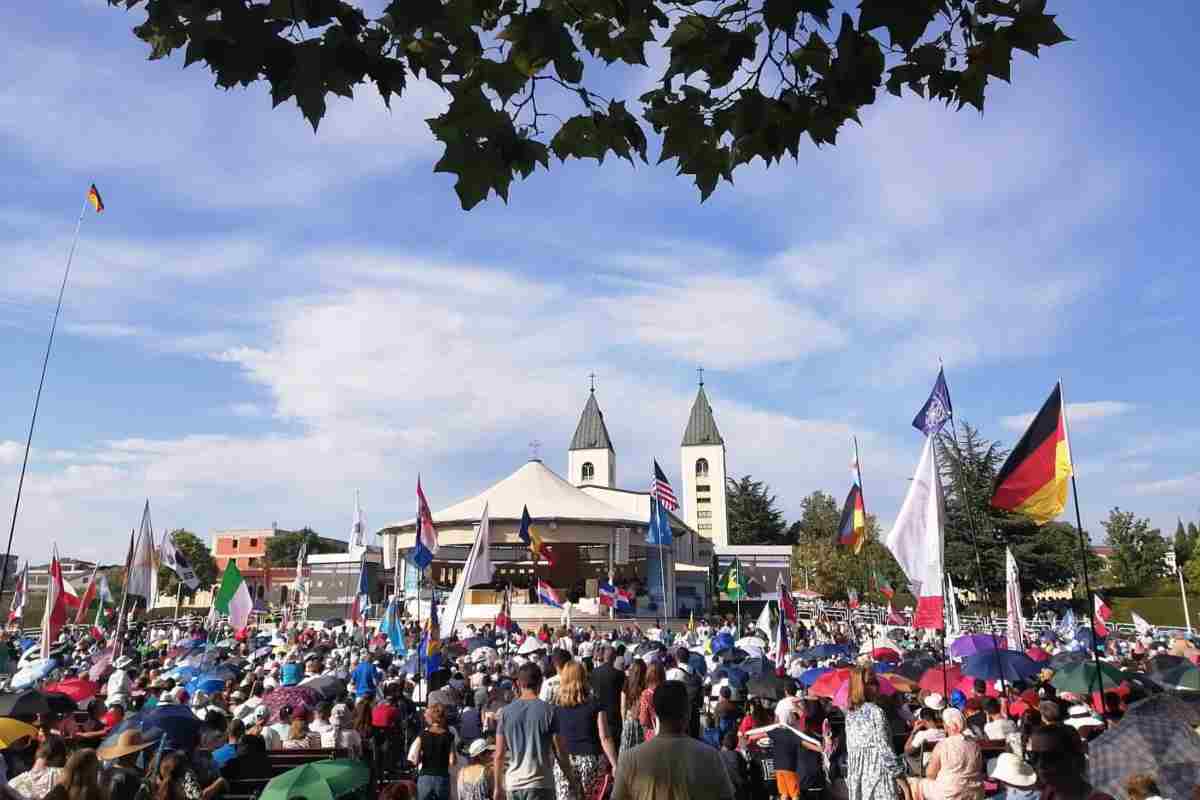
[540,650,572,707]
[96,730,155,800]
[637,663,665,743]
[458,740,495,800]
[618,660,646,754]
[493,663,580,800]
[611,681,734,800]
[352,651,379,698]
[766,707,823,800]
[552,661,618,800]
[47,749,106,800]
[282,715,321,750]
[843,666,903,800]
[408,703,457,800]
[321,704,362,758]
[589,645,624,747]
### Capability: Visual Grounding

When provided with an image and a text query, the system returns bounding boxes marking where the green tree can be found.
[788,490,841,543]
[264,527,342,567]
[111,0,1070,209]
[787,489,904,601]
[157,530,219,597]
[1174,519,1199,568]
[726,475,787,545]
[1102,508,1168,590]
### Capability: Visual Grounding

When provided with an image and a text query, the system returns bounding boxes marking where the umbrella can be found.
[517,638,546,656]
[10,659,58,691]
[740,656,773,678]
[0,718,38,748]
[42,692,79,715]
[955,676,999,698]
[88,652,113,682]
[710,633,735,655]
[1088,707,1200,800]
[261,759,370,800]
[810,668,851,699]
[871,647,900,662]
[736,637,767,651]
[166,666,200,683]
[962,650,1041,682]
[833,675,897,708]
[918,664,962,694]
[1148,661,1200,691]
[747,673,794,702]
[1147,653,1190,673]
[1123,692,1200,729]
[802,643,854,660]
[43,678,100,704]
[0,690,50,718]
[710,665,749,689]
[301,675,346,700]
[950,634,1002,659]
[892,656,937,681]
[880,673,919,693]
[322,619,344,630]
[1047,650,1090,670]
[261,686,321,722]
[799,667,832,687]
[187,668,237,695]
[1050,661,1126,695]
[1025,647,1051,663]
[139,704,204,752]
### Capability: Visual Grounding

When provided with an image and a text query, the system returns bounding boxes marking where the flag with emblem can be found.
[518,505,555,566]
[412,477,439,571]
[722,559,748,601]
[913,366,953,436]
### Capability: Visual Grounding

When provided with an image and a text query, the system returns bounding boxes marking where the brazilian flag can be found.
[722,559,748,600]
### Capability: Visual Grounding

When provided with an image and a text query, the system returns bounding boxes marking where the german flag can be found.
[837,483,866,554]
[991,383,1072,524]
[86,183,104,213]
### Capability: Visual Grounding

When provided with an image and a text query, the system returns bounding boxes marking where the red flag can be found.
[41,550,69,657]
[886,601,904,625]
[847,588,860,610]
[777,575,797,624]
[8,563,27,624]
[74,567,99,624]
[1093,594,1111,637]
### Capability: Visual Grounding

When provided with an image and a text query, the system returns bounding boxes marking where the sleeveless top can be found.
[419,730,454,777]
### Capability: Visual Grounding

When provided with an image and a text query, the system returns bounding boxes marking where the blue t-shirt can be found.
[281,663,303,686]
[211,743,237,768]
[352,662,378,697]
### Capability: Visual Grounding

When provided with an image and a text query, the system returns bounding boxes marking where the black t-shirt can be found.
[589,665,624,729]
[767,728,822,787]
[220,752,272,784]
[419,730,455,777]
[557,701,602,756]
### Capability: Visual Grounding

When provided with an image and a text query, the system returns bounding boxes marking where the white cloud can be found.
[1001,401,1134,433]
[1133,473,1200,497]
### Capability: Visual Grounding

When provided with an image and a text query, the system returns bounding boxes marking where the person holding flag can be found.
[8,562,27,626]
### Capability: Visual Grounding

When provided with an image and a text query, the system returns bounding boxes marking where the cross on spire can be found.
[697,366,704,387]
[529,439,543,461]
[589,371,596,393]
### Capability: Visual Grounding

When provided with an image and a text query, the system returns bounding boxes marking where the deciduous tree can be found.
[1102,508,1169,590]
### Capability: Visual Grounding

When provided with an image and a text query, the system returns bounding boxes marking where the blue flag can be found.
[420,592,442,676]
[646,495,673,546]
[383,598,407,655]
[912,367,953,436]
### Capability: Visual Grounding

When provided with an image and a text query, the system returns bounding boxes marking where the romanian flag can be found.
[518,505,555,566]
[991,383,1072,525]
[837,483,866,554]
[87,184,104,213]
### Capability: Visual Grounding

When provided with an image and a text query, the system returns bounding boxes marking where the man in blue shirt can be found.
[352,653,378,698]
[212,719,244,768]
[280,659,303,687]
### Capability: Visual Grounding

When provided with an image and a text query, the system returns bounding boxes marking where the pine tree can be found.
[726,476,787,545]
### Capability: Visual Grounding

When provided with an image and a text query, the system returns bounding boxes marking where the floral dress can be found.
[845,702,902,800]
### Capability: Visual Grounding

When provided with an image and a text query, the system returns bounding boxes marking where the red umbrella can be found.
[809,668,851,699]
[43,678,100,704]
[919,664,962,694]
[956,675,999,698]
[1026,647,1051,663]
[872,647,901,662]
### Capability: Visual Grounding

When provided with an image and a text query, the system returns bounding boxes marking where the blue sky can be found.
[1,1,1197,565]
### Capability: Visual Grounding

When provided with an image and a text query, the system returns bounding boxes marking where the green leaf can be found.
[857,0,939,52]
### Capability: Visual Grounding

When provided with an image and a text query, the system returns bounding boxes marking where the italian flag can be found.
[215,561,253,631]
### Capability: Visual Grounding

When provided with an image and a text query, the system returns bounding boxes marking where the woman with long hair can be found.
[406,703,456,800]
[155,753,191,800]
[843,666,903,800]
[53,749,106,800]
[619,659,647,754]
[553,662,619,800]
[9,735,68,800]
[638,662,666,742]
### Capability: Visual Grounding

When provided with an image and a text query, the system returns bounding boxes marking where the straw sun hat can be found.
[97,730,156,761]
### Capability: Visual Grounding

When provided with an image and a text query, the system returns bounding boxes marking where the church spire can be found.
[569,389,614,451]
[682,385,723,446]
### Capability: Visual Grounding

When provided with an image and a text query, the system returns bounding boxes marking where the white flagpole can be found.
[1179,567,1193,635]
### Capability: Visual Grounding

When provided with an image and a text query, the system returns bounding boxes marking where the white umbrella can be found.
[517,638,546,655]
[736,636,767,651]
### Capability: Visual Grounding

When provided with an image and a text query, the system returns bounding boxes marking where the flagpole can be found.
[174,582,182,622]
[0,195,90,608]
[651,460,670,624]
[1059,379,1107,713]
[852,436,877,657]
[1179,567,1193,635]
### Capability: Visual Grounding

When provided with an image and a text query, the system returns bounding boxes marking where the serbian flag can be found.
[991,383,1072,525]
[412,476,439,571]
[598,581,617,608]
[519,506,555,566]
[41,549,70,657]
[777,575,797,624]
[1093,594,1112,637]
[885,436,946,630]
[349,558,370,626]
[537,580,563,608]
[774,608,789,669]
[495,589,518,633]
[837,484,866,554]
[8,563,27,624]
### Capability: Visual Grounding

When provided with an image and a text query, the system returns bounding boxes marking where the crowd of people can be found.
[0,609,1195,800]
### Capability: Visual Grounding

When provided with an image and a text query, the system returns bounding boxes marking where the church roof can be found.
[379,459,647,530]
[682,386,723,446]
[569,391,614,452]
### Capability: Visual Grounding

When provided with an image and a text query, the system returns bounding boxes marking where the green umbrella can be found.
[1152,662,1200,691]
[1050,661,1126,694]
[261,760,370,800]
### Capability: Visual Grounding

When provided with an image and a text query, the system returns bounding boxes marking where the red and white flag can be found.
[885,437,946,630]
[777,575,797,624]
[74,566,101,624]
[886,601,904,626]
[8,563,27,624]
[1093,594,1112,637]
[41,549,69,657]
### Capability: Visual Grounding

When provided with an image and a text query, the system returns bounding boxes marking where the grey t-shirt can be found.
[499,697,559,791]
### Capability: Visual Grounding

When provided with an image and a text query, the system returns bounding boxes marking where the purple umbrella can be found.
[261,686,321,722]
[950,633,1003,659]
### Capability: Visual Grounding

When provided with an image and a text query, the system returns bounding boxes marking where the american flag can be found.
[651,460,678,511]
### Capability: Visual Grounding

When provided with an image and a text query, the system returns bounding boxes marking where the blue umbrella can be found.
[802,643,854,660]
[962,650,1041,682]
[711,633,735,656]
[740,656,773,678]
[799,667,832,687]
[140,704,204,753]
[11,659,58,690]
[687,652,708,677]
[711,664,749,689]
[950,634,1002,658]
[166,665,200,682]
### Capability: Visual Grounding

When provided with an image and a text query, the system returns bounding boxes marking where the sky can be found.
[1,1,1197,566]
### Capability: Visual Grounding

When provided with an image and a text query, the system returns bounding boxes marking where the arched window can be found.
[695,458,709,478]
[582,462,595,481]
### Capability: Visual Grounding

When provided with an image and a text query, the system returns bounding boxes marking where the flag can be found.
[95,573,113,605]
[126,501,159,603]
[295,540,308,604]
[1005,548,1027,650]
[991,383,1072,525]
[383,597,407,654]
[722,559,748,600]
[847,588,860,609]
[912,366,953,436]
[349,558,371,626]
[495,587,518,633]
[421,595,442,676]
[874,569,895,600]
[1093,594,1111,637]
[412,477,439,571]
[886,601,904,625]
[615,588,634,614]
[885,436,946,630]
[518,506,555,566]
[112,530,135,657]
[537,579,563,608]
[688,609,695,634]
[160,531,201,591]
[646,496,673,547]
[41,549,69,658]
[598,582,617,608]
[441,502,495,639]
[651,460,679,511]
[214,560,253,631]
[91,596,108,641]
[755,601,773,637]
[350,490,366,552]
[1056,608,1077,643]
[87,184,104,213]
[946,574,961,635]
[777,574,797,624]
[75,567,100,624]
[1131,611,1153,636]
[8,563,27,624]
[774,605,789,669]
[837,484,866,554]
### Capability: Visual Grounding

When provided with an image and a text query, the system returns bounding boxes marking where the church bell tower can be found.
[568,382,615,488]
[681,373,728,546]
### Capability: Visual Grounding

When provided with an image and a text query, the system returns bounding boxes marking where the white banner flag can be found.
[440,502,495,639]
[1131,611,1153,636]
[126,501,159,602]
[160,531,201,591]
[1005,548,1027,650]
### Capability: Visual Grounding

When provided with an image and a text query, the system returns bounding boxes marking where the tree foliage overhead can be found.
[113,0,1069,208]
[1102,508,1169,590]
[788,489,905,601]
[726,475,788,545]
